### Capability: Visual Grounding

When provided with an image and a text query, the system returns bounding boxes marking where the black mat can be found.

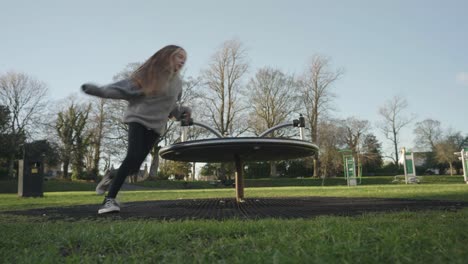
[3,197,467,221]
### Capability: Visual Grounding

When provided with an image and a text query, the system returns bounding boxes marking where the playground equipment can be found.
[340,149,361,186]
[454,148,468,183]
[159,115,318,202]
[398,147,418,184]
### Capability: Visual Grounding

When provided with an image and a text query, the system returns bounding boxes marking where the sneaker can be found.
[98,197,120,214]
[96,170,115,195]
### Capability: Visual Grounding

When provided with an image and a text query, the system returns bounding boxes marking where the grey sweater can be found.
[81,77,190,135]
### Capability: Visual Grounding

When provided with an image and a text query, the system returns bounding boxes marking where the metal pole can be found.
[259,122,293,137]
[401,148,408,184]
[462,149,467,183]
[181,126,188,142]
[192,122,223,138]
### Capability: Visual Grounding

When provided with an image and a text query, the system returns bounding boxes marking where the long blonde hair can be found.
[131,45,185,96]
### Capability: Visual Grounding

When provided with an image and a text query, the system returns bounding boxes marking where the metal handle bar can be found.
[180,114,306,141]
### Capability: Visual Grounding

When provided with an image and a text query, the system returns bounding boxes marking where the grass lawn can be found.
[1,178,468,263]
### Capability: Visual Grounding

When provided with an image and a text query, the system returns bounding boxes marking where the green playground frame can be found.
[340,149,361,186]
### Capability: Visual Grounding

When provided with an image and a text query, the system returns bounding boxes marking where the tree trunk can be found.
[129,173,137,183]
[269,161,278,177]
[8,157,15,178]
[393,130,399,165]
[149,155,159,179]
[192,162,196,181]
[313,155,319,178]
[148,145,161,179]
[356,154,361,177]
[219,163,228,181]
[62,160,69,179]
[91,139,101,181]
[91,100,105,182]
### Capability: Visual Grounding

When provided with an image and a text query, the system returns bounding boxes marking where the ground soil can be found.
[4,197,468,221]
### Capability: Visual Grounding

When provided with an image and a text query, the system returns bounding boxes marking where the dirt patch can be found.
[3,197,467,221]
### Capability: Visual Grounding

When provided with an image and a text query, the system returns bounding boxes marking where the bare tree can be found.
[247,67,300,135]
[377,95,414,163]
[413,119,442,151]
[316,119,346,177]
[0,106,14,166]
[0,71,49,178]
[341,117,370,177]
[360,134,384,174]
[299,55,343,177]
[434,130,464,175]
[87,98,109,180]
[435,141,457,175]
[0,105,9,133]
[55,100,91,179]
[200,39,249,136]
[196,39,249,182]
[247,67,299,177]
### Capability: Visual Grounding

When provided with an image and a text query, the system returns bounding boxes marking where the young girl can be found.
[81,45,191,214]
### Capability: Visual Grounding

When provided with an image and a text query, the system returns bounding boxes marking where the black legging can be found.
[107,122,159,198]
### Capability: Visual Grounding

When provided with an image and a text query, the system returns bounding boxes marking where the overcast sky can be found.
[1,0,467,155]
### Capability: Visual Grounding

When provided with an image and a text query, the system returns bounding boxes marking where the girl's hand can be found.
[81,83,102,96]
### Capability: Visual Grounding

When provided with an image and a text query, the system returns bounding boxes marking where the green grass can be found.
[2,210,468,263]
[137,175,466,188]
[1,175,465,194]
[135,179,217,189]
[1,184,467,212]
[1,181,468,263]
[0,179,97,193]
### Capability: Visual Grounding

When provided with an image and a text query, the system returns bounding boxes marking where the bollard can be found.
[18,142,45,197]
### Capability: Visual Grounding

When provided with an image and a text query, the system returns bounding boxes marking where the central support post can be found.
[234,154,245,202]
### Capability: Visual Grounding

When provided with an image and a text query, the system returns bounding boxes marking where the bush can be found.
[71,171,96,182]
[372,163,404,176]
[0,167,9,180]
[244,162,270,179]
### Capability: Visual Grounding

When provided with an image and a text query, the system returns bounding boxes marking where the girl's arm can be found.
[81,80,143,100]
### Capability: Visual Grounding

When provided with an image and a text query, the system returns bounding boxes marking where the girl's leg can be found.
[106,122,158,198]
